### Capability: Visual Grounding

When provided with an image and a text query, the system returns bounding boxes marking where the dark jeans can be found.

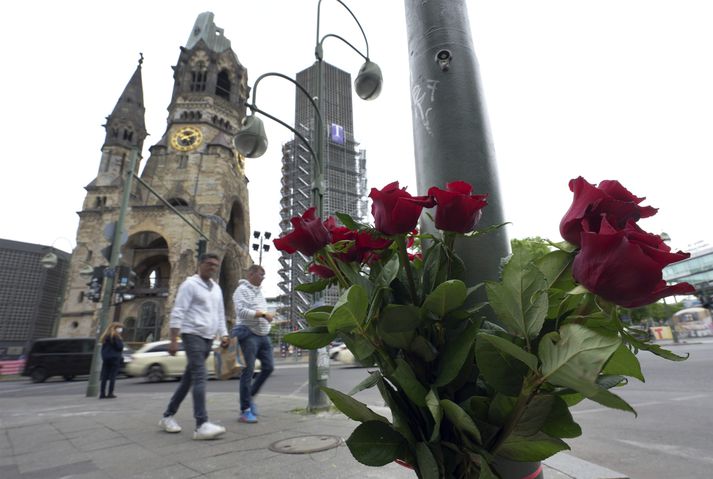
[100,358,120,396]
[239,330,274,411]
[163,334,212,427]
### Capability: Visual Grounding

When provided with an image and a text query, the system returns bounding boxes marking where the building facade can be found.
[278,62,368,322]
[0,239,70,358]
[58,13,252,344]
[664,242,713,308]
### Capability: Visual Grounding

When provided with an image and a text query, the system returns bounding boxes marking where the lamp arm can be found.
[247,104,321,175]
[316,0,370,60]
[319,33,369,62]
[251,72,324,141]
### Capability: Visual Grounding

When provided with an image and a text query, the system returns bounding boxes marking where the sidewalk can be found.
[0,387,628,479]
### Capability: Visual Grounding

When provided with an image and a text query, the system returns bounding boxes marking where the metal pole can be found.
[307,55,330,412]
[86,148,138,397]
[404,0,510,300]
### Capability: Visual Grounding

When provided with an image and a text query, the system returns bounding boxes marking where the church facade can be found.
[58,13,252,344]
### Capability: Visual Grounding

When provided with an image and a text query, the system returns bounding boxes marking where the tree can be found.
[510,236,553,261]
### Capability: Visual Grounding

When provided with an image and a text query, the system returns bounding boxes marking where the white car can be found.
[125,340,259,382]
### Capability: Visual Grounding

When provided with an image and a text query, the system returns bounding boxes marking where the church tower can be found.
[59,13,252,343]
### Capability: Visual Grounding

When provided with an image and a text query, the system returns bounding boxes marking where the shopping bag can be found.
[215,337,244,380]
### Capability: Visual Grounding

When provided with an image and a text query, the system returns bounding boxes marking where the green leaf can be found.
[391,358,428,407]
[539,324,634,413]
[603,344,645,382]
[380,304,423,332]
[434,320,479,387]
[346,421,407,466]
[440,399,482,444]
[335,212,362,230]
[377,327,415,349]
[295,278,332,293]
[486,252,548,339]
[475,336,528,395]
[410,336,438,362]
[535,250,574,288]
[348,370,381,396]
[477,333,538,371]
[539,324,620,388]
[342,333,376,360]
[513,395,555,436]
[376,378,417,445]
[377,255,400,287]
[328,285,368,333]
[497,431,569,461]
[423,280,468,317]
[488,394,517,426]
[321,386,389,423]
[283,327,334,349]
[541,395,582,439]
[415,442,440,479]
[425,389,443,442]
[478,459,499,479]
[304,305,333,327]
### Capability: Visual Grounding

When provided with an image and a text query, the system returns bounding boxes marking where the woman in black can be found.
[99,322,124,399]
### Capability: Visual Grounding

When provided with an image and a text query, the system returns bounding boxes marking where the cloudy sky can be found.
[1,0,710,297]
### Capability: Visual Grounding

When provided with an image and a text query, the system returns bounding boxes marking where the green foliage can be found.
[511,236,554,262]
[283,221,685,478]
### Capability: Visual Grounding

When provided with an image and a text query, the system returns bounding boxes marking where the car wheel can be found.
[31,367,48,383]
[146,364,165,383]
[63,375,75,381]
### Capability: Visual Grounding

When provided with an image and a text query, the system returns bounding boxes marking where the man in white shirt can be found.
[159,253,229,440]
[232,264,274,423]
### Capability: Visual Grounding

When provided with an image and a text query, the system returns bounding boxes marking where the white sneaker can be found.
[193,421,226,440]
[159,416,182,433]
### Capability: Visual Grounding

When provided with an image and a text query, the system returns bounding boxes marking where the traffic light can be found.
[116,266,137,290]
[197,239,207,258]
[86,266,106,303]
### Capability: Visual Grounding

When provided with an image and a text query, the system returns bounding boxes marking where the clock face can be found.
[171,126,203,152]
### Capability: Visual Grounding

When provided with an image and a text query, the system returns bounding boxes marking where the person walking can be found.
[232,264,275,423]
[159,253,230,440]
[99,322,124,399]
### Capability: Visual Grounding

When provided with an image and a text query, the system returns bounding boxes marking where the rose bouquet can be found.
[276,177,694,479]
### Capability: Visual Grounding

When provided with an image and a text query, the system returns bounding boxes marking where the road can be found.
[2,342,712,478]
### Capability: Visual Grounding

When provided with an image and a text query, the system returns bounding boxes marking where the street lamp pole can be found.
[233,1,382,413]
[252,231,272,266]
[85,147,139,398]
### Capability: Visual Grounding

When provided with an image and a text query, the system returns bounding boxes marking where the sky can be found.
[1,0,711,298]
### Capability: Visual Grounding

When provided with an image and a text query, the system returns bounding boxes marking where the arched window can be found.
[216,69,231,100]
[148,269,158,288]
[123,317,137,342]
[167,198,189,207]
[137,302,161,342]
[190,70,207,92]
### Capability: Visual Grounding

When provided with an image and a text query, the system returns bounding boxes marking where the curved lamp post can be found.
[315,0,383,101]
[233,0,382,412]
[233,72,324,215]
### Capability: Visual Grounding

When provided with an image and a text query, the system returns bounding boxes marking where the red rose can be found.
[560,177,658,246]
[308,264,335,278]
[370,181,435,235]
[273,207,331,256]
[428,181,488,233]
[572,218,694,308]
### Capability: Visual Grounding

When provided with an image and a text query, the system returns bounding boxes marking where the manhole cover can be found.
[269,435,342,454]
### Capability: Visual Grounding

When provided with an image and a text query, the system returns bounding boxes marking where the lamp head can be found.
[233,115,268,157]
[40,252,58,269]
[354,60,382,100]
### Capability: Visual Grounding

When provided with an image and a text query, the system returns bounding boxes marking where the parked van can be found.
[22,337,95,383]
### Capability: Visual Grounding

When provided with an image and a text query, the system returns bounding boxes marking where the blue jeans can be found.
[163,334,212,427]
[238,330,274,411]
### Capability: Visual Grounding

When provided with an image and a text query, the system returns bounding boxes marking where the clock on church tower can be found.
[170,126,203,152]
